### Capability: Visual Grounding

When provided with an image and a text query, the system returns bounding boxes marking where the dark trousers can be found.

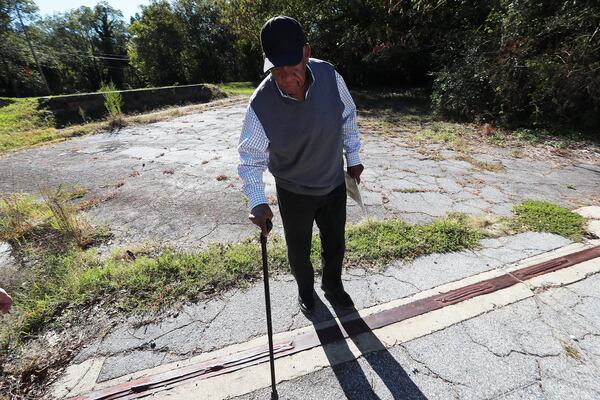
[276,183,346,297]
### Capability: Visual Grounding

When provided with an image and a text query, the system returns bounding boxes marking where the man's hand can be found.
[249,204,274,237]
[0,288,12,314]
[347,164,364,184]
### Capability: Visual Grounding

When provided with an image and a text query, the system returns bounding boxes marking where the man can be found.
[238,16,364,314]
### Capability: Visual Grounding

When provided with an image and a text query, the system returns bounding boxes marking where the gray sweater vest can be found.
[251,58,345,196]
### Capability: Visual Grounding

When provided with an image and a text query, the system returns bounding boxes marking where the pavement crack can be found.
[484,381,541,400]
[286,308,303,331]
[398,343,469,395]
[462,324,561,359]
[62,358,96,397]
[536,359,545,395]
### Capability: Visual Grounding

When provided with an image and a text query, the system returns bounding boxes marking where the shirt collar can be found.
[273,64,315,101]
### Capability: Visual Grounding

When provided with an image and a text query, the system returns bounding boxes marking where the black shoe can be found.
[298,292,315,314]
[322,285,354,309]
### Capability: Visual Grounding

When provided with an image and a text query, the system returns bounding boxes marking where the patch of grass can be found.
[562,342,581,360]
[4,236,288,343]
[394,188,428,193]
[0,97,54,134]
[0,193,51,241]
[354,88,435,137]
[414,121,473,154]
[455,154,505,172]
[416,121,462,144]
[489,126,598,149]
[345,215,481,266]
[217,82,255,95]
[0,96,56,152]
[459,213,515,238]
[512,200,585,241]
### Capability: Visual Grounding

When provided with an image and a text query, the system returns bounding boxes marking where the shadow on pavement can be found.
[311,295,428,399]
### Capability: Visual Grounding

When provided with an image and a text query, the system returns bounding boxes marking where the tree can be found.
[174,0,237,82]
[0,0,49,96]
[91,2,128,88]
[128,0,187,86]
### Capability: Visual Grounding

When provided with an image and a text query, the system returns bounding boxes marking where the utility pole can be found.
[15,3,51,95]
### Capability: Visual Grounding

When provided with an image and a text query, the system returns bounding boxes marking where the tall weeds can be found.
[99,81,125,129]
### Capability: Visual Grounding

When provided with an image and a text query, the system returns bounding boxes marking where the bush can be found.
[431,36,499,123]
[431,0,600,131]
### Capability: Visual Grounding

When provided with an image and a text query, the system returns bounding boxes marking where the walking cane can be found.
[260,219,278,400]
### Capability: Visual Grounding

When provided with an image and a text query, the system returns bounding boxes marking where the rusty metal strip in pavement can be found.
[71,245,600,400]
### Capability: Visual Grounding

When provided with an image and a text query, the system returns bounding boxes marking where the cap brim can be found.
[263,48,304,73]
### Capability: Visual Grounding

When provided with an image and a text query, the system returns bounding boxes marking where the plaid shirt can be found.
[238,68,362,210]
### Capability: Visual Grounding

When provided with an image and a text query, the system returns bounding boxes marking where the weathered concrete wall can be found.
[37,84,226,127]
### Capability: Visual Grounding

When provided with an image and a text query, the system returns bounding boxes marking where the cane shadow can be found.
[310,295,428,400]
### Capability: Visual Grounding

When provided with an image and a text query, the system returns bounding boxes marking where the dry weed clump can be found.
[42,189,95,249]
[0,186,101,249]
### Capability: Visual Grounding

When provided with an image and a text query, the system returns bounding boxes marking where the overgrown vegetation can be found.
[454,154,505,172]
[430,1,600,131]
[512,200,585,241]
[0,97,56,152]
[217,82,256,96]
[3,1,598,133]
[353,90,599,166]
[0,186,106,249]
[99,81,124,129]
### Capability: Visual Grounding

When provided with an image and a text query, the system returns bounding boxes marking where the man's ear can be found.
[304,44,311,62]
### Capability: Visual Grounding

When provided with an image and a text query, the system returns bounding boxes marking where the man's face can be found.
[270,45,310,100]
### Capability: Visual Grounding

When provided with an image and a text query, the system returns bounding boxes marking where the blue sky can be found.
[35,0,152,20]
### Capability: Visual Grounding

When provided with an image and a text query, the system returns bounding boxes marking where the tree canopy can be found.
[0,0,598,130]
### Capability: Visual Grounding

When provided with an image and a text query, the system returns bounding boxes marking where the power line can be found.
[89,54,129,61]
[43,48,130,61]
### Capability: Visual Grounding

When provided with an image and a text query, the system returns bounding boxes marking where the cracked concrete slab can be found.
[51,241,600,399]
[1,103,599,253]
[575,206,600,220]
[233,272,600,400]
[98,350,168,382]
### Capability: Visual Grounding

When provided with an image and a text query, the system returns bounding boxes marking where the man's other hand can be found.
[0,288,12,314]
[249,204,274,236]
[347,164,364,184]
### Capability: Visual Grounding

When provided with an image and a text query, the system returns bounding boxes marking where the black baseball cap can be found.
[260,16,307,73]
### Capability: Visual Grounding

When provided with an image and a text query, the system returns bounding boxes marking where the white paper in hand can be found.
[345,172,365,212]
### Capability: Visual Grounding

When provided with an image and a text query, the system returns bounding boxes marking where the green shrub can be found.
[431,1,600,131]
[99,81,123,119]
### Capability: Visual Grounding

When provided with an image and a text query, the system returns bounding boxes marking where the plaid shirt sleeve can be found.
[237,105,269,210]
[335,71,362,167]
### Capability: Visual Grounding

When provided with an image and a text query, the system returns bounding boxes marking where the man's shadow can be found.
[308,295,428,399]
